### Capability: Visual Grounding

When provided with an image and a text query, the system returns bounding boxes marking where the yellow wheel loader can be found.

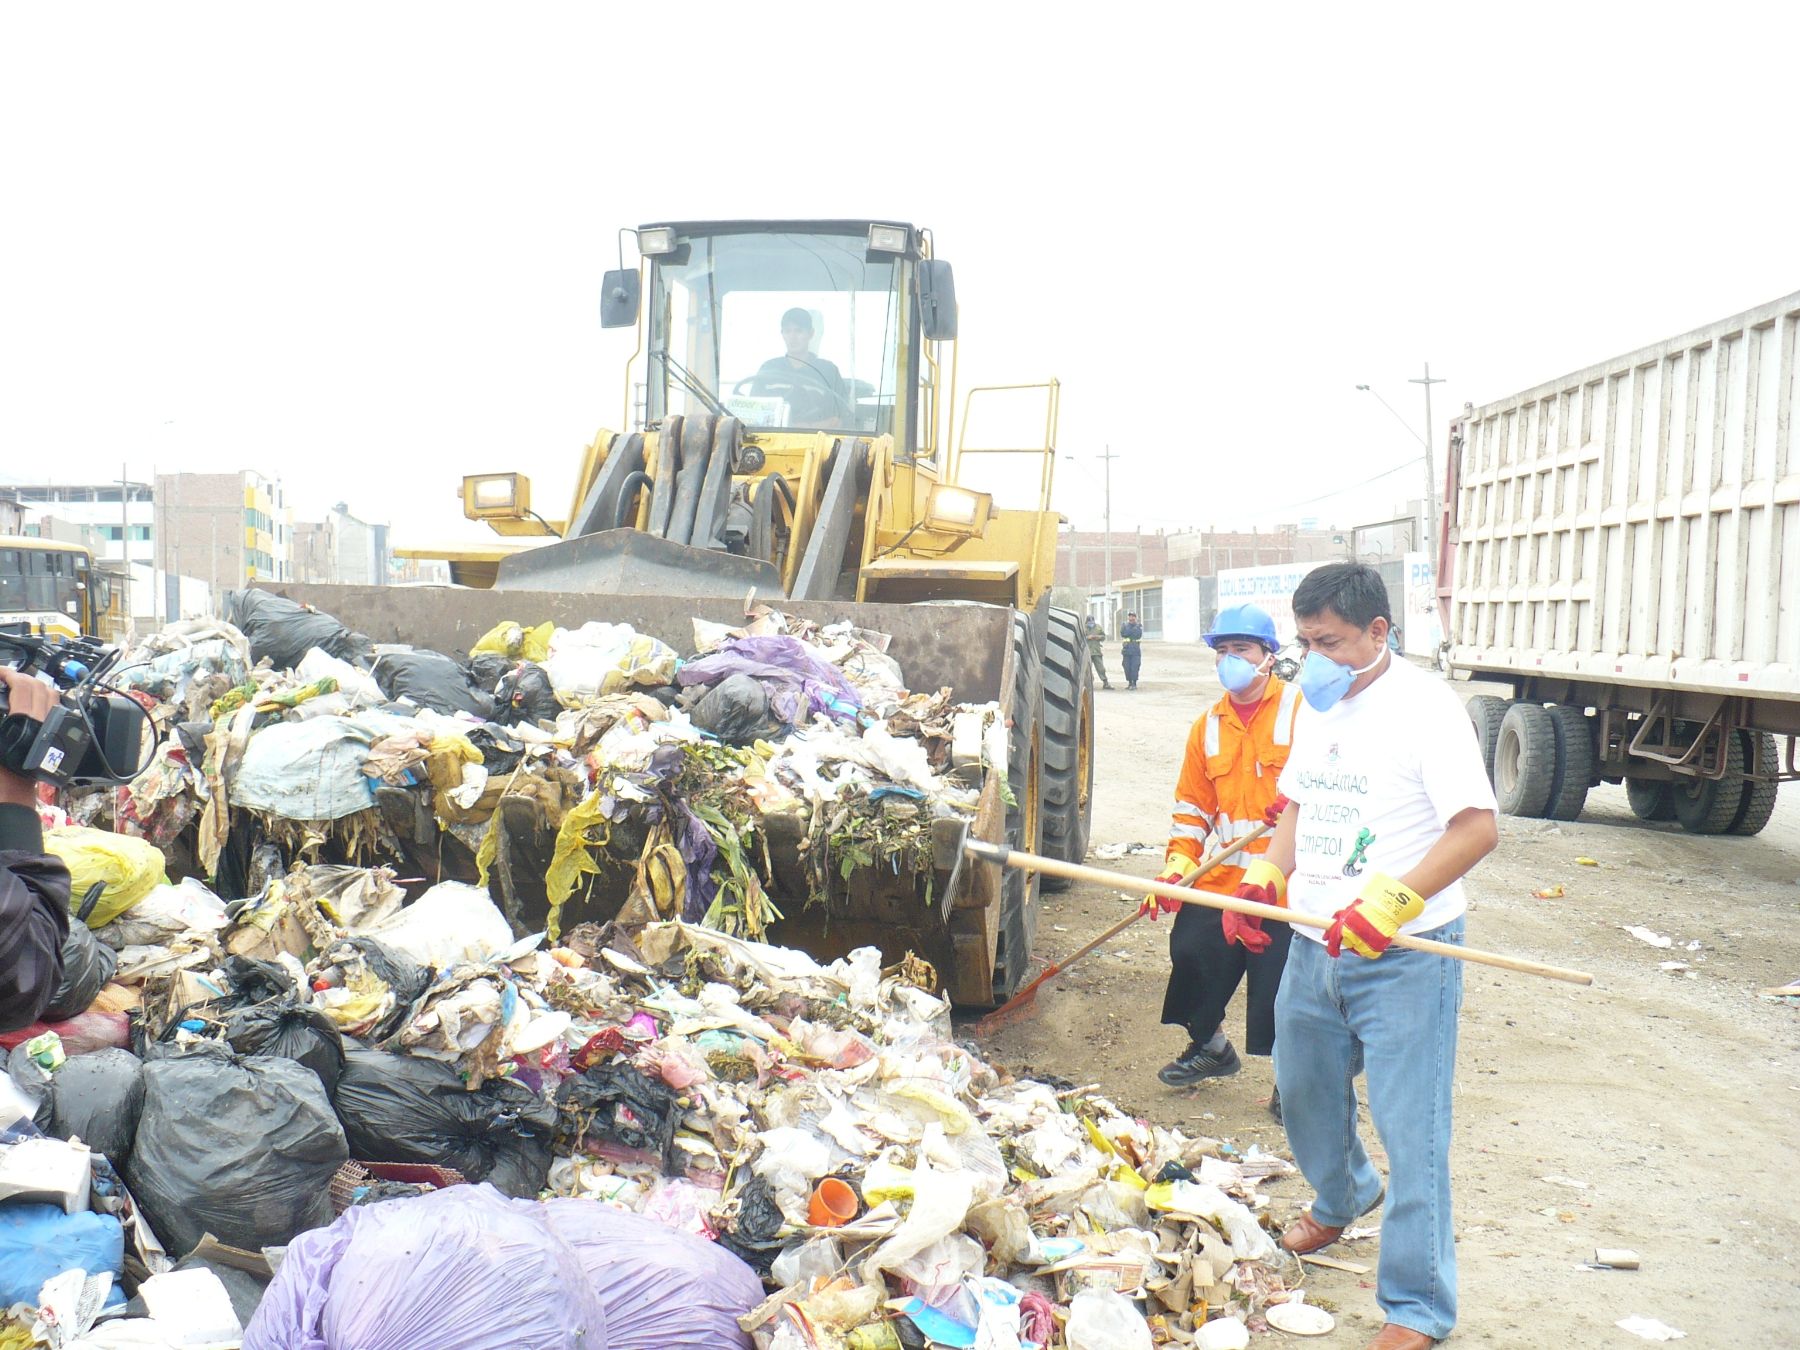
[271,219,1095,1005]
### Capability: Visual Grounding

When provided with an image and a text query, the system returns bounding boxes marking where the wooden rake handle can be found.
[972,839,1593,986]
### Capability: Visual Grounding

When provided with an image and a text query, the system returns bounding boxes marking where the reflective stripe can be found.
[1204,713,1221,757]
[1271,684,1303,746]
[1170,821,1211,842]
[1173,800,1214,830]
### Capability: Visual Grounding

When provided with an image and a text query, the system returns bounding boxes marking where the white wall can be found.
[1163,576,1203,643]
[1215,561,1328,645]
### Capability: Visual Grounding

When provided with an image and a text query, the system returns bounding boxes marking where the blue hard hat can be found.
[1204,603,1279,650]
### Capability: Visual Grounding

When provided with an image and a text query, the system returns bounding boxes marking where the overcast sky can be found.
[3,3,1795,551]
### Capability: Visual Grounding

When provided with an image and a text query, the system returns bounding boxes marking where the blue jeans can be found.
[1274,919,1465,1340]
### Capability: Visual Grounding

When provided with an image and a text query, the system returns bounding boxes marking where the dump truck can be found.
[1439,289,1799,834]
[272,218,1096,1005]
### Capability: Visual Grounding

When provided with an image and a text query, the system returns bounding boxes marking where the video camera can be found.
[0,630,152,787]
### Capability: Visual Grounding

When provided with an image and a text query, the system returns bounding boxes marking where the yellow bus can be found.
[0,536,118,640]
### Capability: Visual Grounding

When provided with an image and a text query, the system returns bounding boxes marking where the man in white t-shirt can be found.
[1261,563,1498,1350]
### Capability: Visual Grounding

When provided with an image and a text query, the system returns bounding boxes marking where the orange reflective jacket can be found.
[1166,676,1303,894]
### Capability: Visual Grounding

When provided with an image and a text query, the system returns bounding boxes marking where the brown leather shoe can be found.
[1279,1209,1345,1255]
[1279,1187,1384,1255]
[1364,1325,1438,1349]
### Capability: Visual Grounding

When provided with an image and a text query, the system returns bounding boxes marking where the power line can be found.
[1266,454,1425,512]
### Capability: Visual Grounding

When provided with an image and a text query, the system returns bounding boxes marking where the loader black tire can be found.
[1625,777,1677,822]
[1466,695,1510,785]
[1038,607,1095,892]
[992,610,1044,1000]
[1726,731,1779,837]
[1673,728,1745,836]
[1495,703,1557,818]
[1544,705,1595,822]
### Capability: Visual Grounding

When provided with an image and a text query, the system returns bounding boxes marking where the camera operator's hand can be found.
[0,669,56,807]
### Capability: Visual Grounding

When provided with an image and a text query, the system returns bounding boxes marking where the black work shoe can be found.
[1158,1039,1242,1085]
[1267,1085,1283,1124]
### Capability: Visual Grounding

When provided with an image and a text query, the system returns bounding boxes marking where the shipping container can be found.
[1439,291,1799,835]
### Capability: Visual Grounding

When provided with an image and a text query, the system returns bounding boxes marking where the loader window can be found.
[649,230,902,436]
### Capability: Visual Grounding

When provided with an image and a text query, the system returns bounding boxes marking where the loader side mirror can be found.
[917,259,958,341]
[600,268,641,329]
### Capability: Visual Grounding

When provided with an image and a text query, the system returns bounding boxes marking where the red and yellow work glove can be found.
[1222,857,1287,953]
[1138,860,1191,920]
[1325,873,1425,959]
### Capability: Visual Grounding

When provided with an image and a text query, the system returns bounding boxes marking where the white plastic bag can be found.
[1066,1288,1152,1350]
[543,622,677,701]
[364,882,514,971]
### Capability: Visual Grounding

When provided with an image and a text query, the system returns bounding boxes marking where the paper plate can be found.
[1266,1302,1336,1335]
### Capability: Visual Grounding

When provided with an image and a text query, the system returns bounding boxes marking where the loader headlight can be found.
[636,227,678,256]
[462,473,530,519]
[867,223,910,255]
[923,484,993,536]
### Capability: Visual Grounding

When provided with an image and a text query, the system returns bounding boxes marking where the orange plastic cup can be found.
[808,1177,858,1228]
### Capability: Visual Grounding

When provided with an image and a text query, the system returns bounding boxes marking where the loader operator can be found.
[0,668,71,1032]
[1262,562,1498,1350]
[752,307,850,428]
[1139,604,1299,1120]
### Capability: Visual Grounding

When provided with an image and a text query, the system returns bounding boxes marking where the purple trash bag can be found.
[675,635,861,726]
[243,1184,608,1350]
[539,1198,763,1349]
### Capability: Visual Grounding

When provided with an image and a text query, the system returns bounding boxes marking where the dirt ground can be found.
[978,641,1800,1348]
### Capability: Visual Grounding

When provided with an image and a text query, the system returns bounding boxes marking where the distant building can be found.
[292,503,390,585]
[153,471,292,591]
[13,480,156,578]
[0,489,24,536]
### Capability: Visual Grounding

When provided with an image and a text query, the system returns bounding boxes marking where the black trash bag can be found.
[371,649,497,719]
[466,652,513,690]
[331,1050,555,1199]
[222,589,372,671]
[220,954,295,1006]
[34,1047,145,1166]
[494,661,561,728]
[689,673,778,745]
[716,1175,785,1275]
[42,920,117,1021]
[466,725,524,774]
[553,1063,678,1167]
[324,937,431,1040]
[125,1048,347,1258]
[223,1001,346,1095]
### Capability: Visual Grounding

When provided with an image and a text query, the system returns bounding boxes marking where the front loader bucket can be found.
[256,581,1024,1006]
[493,528,784,599]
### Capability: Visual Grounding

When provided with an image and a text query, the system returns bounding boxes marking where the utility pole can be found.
[1099,445,1118,630]
[1409,363,1445,567]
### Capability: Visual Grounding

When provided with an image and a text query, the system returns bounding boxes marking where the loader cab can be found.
[611,220,955,457]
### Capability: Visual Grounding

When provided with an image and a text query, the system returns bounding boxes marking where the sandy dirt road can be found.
[978,641,1799,1348]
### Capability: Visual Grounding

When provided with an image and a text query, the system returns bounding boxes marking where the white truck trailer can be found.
[1440,290,1799,834]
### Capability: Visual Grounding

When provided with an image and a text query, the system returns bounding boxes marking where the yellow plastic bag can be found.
[44,826,168,928]
[471,620,552,664]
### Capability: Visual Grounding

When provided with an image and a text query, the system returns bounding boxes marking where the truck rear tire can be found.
[992,611,1044,999]
[1544,705,1595,821]
[1039,607,1095,892]
[1466,695,1509,784]
[1495,703,1557,818]
[1727,731,1779,837]
[1672,729,1745,835]
[1625,777,1676,822]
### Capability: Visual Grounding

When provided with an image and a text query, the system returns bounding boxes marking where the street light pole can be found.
[1409,363,1445,566]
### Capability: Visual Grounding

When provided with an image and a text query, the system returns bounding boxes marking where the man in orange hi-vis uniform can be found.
[1139,603,1301,1116]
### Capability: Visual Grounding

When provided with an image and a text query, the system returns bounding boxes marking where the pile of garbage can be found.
[0,591,1324,1347]
[4,882,1308,1348]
